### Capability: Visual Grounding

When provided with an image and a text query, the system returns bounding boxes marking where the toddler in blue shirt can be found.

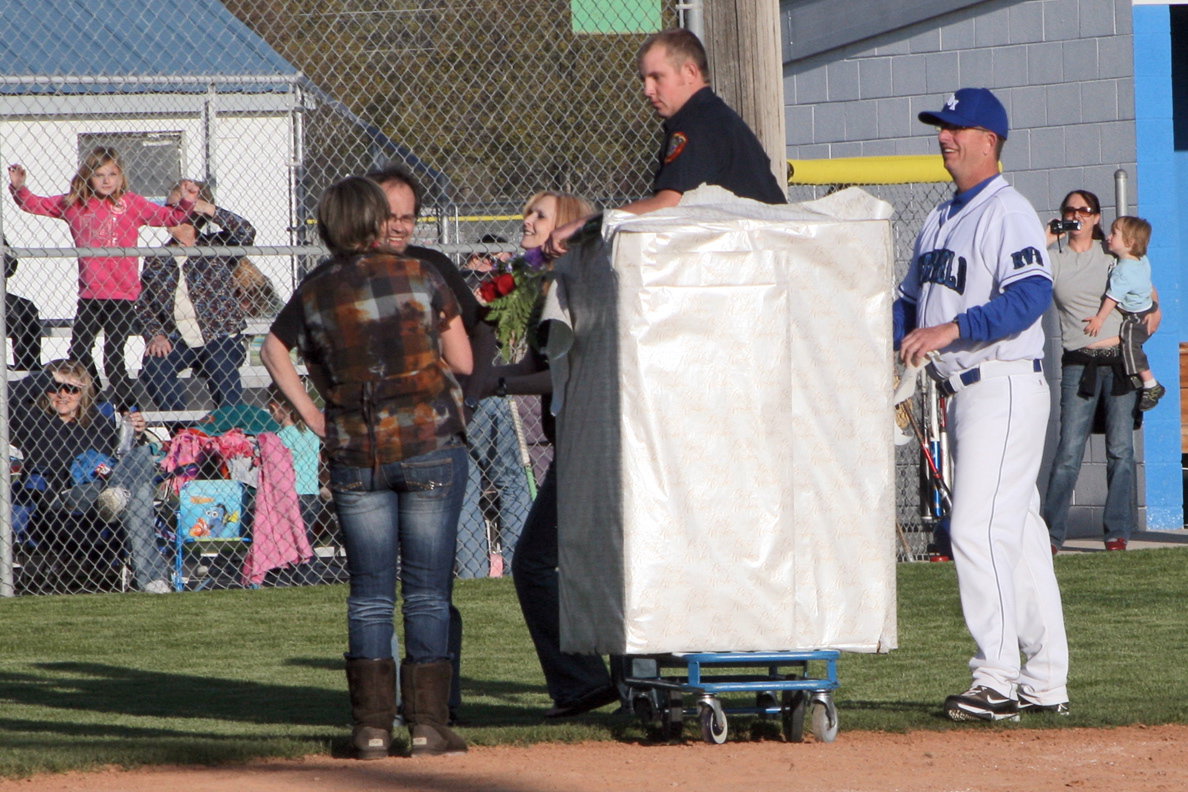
[1084,215,1164,411]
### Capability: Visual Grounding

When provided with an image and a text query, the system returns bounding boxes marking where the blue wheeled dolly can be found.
[621,650,841,744]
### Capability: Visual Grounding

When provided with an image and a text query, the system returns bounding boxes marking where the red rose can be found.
[479,279,499,302]
[495,272,516,296]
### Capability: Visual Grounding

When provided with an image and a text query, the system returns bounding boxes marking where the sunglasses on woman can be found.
[47,381,83,395]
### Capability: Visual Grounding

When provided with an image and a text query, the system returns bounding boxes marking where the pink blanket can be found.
[242,432,314,585]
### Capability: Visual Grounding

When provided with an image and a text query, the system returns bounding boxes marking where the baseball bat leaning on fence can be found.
[892,362,954,514]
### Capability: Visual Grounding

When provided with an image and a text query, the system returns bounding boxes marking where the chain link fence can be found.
[0,0,947,596]
[790,180,954,561]
[0,0,680,595]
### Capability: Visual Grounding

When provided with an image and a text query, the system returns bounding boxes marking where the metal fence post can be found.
[1115,168,1129,218]
[679,0,705,40]
[0,0,681,593]
[1,235,11,598]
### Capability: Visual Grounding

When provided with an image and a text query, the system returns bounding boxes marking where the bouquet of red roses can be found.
[477,247,550,361]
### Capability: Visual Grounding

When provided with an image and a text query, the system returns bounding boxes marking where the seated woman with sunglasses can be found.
[9,359,172,593]
[1042,190,1161,553]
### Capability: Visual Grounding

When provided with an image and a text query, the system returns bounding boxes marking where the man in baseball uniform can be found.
[895,88,1070,721]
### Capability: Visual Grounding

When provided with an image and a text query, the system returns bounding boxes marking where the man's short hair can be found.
[638,28,709,81]
[365,164,423,216]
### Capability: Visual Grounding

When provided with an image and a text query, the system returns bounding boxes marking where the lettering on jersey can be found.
[917,248,966,294]
[1010,246,1044,270]
[664,132,688,163]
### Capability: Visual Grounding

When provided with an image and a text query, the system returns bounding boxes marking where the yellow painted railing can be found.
[787,154,952,185]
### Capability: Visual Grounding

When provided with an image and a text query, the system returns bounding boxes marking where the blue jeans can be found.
[512,465,613,706]
[457,397,533,578]
[47,445,170,588]
[330,443,467,662]
[141,334,246,410]
[1043,363,1139,545]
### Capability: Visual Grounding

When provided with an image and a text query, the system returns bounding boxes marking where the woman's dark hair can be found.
[316,176,389,253]
[1060,189,1104,240]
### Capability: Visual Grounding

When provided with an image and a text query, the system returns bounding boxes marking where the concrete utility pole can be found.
[702,0,788,189]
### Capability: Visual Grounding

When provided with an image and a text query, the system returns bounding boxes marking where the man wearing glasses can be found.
[895,88,1070,722]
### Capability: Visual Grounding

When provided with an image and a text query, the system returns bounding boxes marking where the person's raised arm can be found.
[7,163,26,191]
[616,189,682,216]
[7,164,65,218]
[261,333,325,437]
[543,189,684,258]
[141,179,197,226]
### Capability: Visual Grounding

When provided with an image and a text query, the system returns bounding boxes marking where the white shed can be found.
[0,0,311,337]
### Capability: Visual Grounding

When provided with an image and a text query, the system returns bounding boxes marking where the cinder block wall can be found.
[782,0,1143,537]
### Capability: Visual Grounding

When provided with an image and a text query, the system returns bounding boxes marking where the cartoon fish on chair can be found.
[189,503,227,538]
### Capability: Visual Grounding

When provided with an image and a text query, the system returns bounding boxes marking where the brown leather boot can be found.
[401,660,468,756]
[345,656,396,760]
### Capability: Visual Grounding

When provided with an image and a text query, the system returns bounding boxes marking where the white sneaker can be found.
[95,486,130,523]
[143,579,172,594]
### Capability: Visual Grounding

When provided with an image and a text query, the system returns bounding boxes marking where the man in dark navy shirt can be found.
[649,47,787,204]
[546,28,786,256]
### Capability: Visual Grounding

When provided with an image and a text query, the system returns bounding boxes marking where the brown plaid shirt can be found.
[272,251,465,468]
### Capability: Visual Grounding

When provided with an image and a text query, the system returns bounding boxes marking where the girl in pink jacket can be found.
[8,147,195,406]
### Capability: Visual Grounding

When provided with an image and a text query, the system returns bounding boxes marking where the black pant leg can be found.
[6,292,41,370]
[100,299,137,407]
[68,298,102,383]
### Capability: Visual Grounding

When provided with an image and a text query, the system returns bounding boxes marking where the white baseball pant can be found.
[947,367,1069,705]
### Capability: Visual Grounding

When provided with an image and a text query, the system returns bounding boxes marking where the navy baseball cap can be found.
[918,88,1009,140]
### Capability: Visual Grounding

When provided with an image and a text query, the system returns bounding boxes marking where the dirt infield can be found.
[2,724,1183,792]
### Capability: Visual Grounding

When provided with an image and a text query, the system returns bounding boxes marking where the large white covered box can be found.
[549,187,898,656]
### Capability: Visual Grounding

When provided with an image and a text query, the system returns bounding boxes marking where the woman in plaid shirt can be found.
[263,176,472,760]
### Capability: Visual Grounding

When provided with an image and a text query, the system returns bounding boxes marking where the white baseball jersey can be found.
[898,175,1051,378]
[903,173,1068,704]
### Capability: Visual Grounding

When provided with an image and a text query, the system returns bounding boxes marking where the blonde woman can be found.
[465,189,621,719]
[9,359,170,593]
[458,190,595,579]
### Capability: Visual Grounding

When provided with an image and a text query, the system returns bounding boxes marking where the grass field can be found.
[0,548,1185,779]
